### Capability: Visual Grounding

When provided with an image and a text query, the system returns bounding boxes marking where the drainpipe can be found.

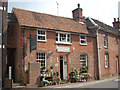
[22,28,25,72]
[88,17,101,79]
[96,26,101,80]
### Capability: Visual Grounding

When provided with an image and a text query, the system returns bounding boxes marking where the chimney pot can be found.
[78,3,80,8]
[118,18,119,22]
[114,18,116,22]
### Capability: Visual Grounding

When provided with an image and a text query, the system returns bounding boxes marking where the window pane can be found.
[104,35,108,47]
[81,40,86,43]
[37,30,46,41]
[81,36,85,39]
[67,34,70,42]
[105,53,109,68]
[80,36,87,44]
[114,37,117,44]
[38,30,45,35]
[38,36,45,40]
[80,54,87,66]
[56,33,58,41]
[60,33,66,42]
[36,52,46,67]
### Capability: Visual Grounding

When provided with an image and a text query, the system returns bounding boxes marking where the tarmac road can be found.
[80,78,120,88]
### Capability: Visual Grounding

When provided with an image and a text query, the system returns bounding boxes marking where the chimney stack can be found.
[72,3,83,22]
[117,18,119,22]
[114,18,116,22]
[113,18,120,29]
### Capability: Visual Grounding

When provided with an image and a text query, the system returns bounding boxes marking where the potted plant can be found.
[81,66,88,73]
[50,65,54,69]
[41,66,46,70]
[41,66,46,73]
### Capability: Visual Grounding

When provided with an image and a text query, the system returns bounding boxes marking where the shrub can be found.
[50,66,54,69]
[41,66,46,70]
[81,66,88,73]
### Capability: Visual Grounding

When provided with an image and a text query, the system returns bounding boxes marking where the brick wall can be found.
[7,22,23,82]
[23,28,97,80]
[28,62,40,86]
[98,30,119,79]
[8,21,119,83]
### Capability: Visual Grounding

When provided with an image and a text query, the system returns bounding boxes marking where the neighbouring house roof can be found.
[85,17,119,35]
[12,8,89,34]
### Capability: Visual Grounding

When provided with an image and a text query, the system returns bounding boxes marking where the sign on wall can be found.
[30,36,37,53]
[56,46,70,53]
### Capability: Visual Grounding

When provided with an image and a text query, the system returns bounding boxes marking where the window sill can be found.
[37,40,47,42]
[105,67,109,69]
[80,43,87,46]
[104,46,108,49]
[56,42,72,45]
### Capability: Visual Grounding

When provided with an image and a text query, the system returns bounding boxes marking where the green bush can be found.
[50,66,54,69]
[81,66,88,73]
[41,66,46,70]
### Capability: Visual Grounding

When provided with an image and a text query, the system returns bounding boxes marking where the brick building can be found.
[7,4,119,85]
[85,18,120,79]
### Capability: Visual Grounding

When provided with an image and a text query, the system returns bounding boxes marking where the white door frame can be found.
[60,55,67,80]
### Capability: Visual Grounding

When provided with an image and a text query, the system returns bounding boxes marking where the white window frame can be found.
[114,37,118,44]
[80,54,87,67]
[105,53,109,68]
[37,30,47,42]
[36,52,46,68]
[80,36,87,45]
[56,32,71,44]
[103,34,108,48]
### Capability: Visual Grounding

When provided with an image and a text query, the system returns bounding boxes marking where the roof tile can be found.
[13,8,88,34]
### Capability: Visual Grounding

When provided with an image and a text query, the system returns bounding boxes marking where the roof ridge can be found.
[93,18,118,30]
[13,7,73,20]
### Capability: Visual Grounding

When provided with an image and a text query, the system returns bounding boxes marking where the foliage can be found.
[45,81,53,86]
[41,66,46,70]
[69,73,71,77]
[50,65,54,69]
[53,72,61,84]
[41,73,46,80]
[81,66,88,73]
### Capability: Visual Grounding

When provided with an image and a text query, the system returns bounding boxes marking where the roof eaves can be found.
[21,25,96,37]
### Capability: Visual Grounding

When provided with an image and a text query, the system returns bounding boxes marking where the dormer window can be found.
[80,36,87,45]
[56,32,71,44]
[37,30,46,42]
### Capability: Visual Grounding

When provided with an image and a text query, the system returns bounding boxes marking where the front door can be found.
[60,55,67,80]
[116,56,119,74]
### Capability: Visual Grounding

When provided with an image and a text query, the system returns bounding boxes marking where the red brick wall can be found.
[98,30,119,79]
[7,22,23,82]
[23,29,97,80]
[8,22,119,83]
[28,62,40,86]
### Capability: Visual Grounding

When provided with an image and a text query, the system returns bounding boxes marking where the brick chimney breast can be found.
[72,3,83,22]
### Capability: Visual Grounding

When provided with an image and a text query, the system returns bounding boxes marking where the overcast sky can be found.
[8,0,120,26]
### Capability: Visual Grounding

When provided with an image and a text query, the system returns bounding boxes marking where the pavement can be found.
[12,76,119,89]
[42,76,119,88]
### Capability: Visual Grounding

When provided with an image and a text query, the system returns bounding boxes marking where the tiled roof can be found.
[12,8,89,34]
[85,18,119,35]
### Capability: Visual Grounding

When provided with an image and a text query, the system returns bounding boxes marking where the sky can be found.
[8,0,120,26]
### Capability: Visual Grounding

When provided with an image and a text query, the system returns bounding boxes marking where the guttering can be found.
[20,25,96,37]
[87,17,101,80]
[96,26,101,80]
